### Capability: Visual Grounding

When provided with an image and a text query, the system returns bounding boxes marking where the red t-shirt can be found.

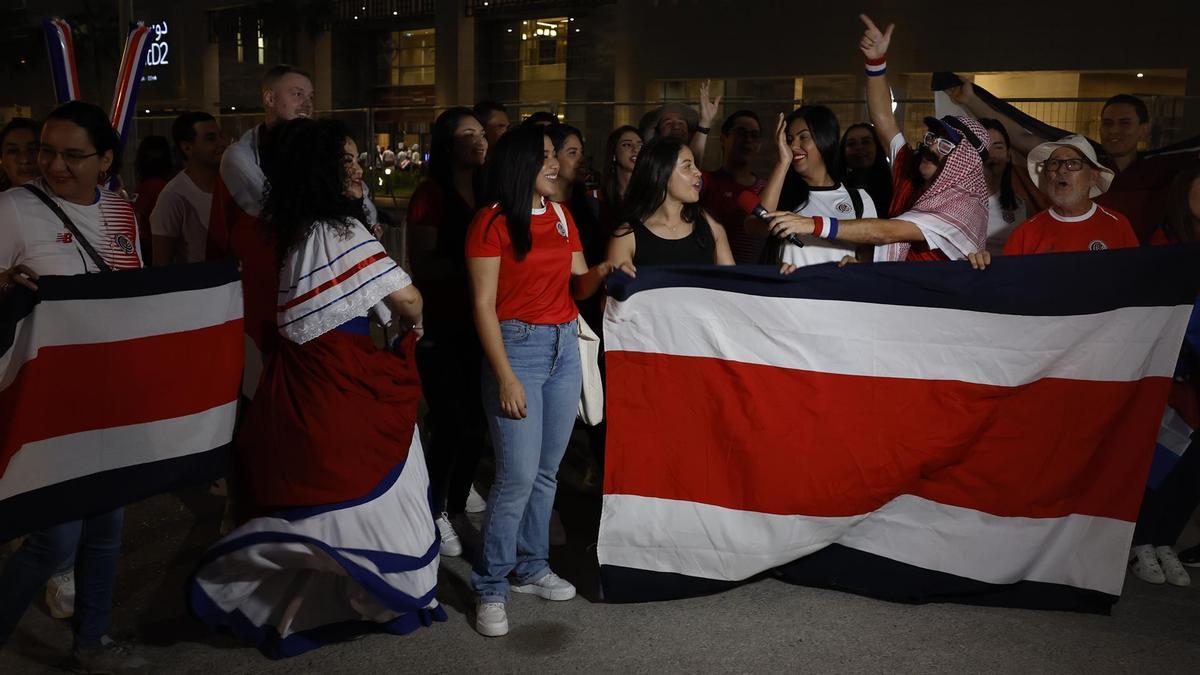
[701,169,766,264]
[465,202,583,324]
[1097,151,1200,243]
[1002,204,1139,255]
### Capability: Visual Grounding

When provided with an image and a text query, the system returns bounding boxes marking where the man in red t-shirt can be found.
[968,135,1136,267]
[700,110,766,264]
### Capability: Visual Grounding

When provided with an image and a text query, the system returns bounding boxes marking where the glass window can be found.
[389,29,436,87]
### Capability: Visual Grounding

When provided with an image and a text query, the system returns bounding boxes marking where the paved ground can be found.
[3,428,1199,674]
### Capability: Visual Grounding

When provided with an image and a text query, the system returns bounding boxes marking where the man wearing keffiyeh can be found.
[764,15,989,263]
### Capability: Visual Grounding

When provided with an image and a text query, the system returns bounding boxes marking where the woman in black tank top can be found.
[607,136,735,267]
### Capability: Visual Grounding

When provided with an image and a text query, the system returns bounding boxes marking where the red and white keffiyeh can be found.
[876,116,989,262]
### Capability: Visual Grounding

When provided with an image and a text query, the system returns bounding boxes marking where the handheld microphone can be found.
[736,191,804,248]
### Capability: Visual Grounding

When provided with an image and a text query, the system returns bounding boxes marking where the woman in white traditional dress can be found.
[189,118,444,657]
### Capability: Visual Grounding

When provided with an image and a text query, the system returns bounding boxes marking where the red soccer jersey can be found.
[465,202,583,325]
[1002,204,1139,255]
[701,169,766,264]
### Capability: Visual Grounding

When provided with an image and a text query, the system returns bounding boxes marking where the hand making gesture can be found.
[858,14,894,61]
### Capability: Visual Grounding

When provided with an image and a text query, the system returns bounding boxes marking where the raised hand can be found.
[858,14,894,61]
[774,113,791,164]
[697,79,721,128]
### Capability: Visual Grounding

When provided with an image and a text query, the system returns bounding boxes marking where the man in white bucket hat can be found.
[967,135,1137,266]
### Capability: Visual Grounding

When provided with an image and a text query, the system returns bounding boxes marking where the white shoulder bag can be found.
[549,201,604,425]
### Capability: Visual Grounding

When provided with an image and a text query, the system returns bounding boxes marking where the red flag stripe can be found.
[604,351,1168,523]
[0,320,243,474]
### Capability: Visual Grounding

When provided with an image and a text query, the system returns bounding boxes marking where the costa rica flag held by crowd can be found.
[598,245,1200,613]
[0,260,243,541]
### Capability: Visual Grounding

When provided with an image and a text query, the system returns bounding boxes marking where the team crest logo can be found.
[1089,240,1108,251]
[1002,210,1016,224]
[556,219,568,239]
[836,201,852,214]
[115,234,134,254]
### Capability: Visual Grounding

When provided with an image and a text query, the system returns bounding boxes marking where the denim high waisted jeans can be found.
[472,319,581,602]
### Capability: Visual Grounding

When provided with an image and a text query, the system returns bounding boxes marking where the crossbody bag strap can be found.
[23,184,112,273]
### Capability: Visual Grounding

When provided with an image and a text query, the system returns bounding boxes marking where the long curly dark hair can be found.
[260,118,367,262]
[1163,162,1200,244]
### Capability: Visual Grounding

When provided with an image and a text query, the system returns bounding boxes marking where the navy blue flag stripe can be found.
[606,245,1200,316]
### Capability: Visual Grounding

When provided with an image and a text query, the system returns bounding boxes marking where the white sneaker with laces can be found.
[465,486,487,514]
[435,513,462,557]
[1130,544,1166,584]
[512,571,576,601]
[476,601,508,637]
[45,570,75,619]
[1154,546,1191,587]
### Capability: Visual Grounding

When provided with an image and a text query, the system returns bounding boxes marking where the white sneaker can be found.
[436,513,462,557]
[465,486,487,513]
[45,570,75,619]
[1155,546,1191,587]
[1130,544,1166,584]
[512,571,576,601]
[475,601,508,637]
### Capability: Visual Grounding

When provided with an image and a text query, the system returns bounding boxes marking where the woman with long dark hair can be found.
[0,101,146,672]
[407,107,489,556]
[607,136,735,267]
[753,106,878,267]
[840,122,892,217]
[465,124,618,637]
[599,125,641,226]
[190,118,444,656]
[978,118,1027,254]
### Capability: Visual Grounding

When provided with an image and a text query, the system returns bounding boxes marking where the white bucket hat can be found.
[1027,134,1115,197]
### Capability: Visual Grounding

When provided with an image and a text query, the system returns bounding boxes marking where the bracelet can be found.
[865,56,887,77]
[813,216,839,240]
[696,125,711,135]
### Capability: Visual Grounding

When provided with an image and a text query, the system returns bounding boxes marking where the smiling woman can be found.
[607,135,734,267]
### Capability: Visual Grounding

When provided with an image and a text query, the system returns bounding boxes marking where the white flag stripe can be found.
[0,281,243,390]
[0,401,237,501]
[194,435,439,638]
[605,287,1188,386]
[599,493,1131,596]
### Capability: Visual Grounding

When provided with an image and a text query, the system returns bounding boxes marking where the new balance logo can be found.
[56,232,74,244]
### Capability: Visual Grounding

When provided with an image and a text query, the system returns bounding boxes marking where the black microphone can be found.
[737,191,804,248]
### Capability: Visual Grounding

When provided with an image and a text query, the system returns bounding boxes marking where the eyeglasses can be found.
[1036,158,1088,173]
[921,132,957,157]
[38,146,99,167]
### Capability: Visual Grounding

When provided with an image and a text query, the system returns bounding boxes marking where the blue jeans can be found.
[0,509,124,649]
[472,319,581,602]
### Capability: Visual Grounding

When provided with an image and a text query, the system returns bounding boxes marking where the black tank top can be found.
[631,219,714,266]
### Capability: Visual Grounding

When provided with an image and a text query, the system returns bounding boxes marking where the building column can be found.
[612,0,641,127]
[203,42,220,113]
[435,1,475,108]
[314,30,333,112]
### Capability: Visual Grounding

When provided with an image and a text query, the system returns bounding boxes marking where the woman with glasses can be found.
[762,16,990,263]
[0,101,147,673]
[751,105,878,267]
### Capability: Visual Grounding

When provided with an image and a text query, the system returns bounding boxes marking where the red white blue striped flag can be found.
[599,245,1200,613]
[0,261,243,540]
